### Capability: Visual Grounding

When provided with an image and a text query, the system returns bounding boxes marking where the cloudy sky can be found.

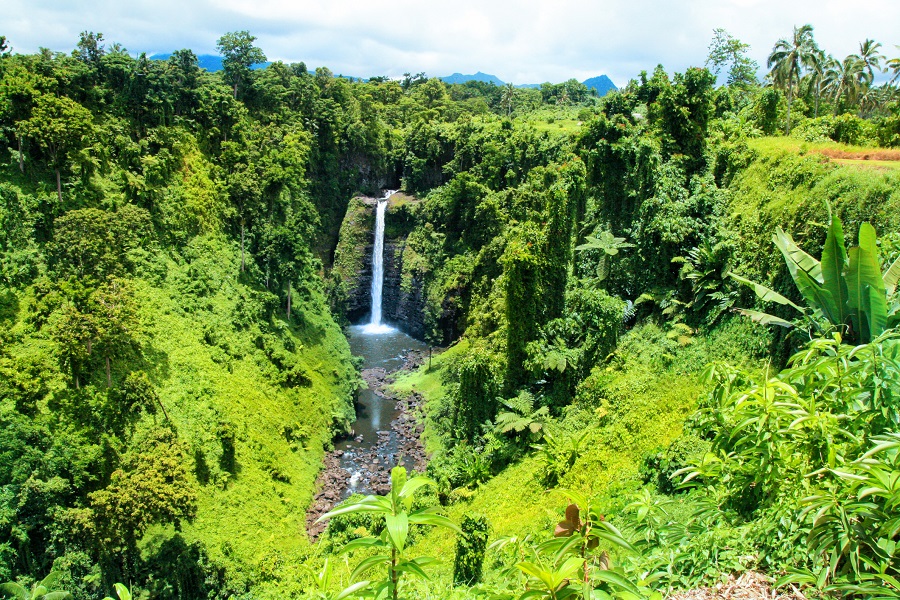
[5,0,899,86]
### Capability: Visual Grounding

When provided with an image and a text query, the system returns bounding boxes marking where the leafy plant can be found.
[576,229,634,283]
[1,572,71,600]
[732,215,900,343]
[453,514,490,586]
[495,391,550,441]
[533,430,589,487]
[102,583,132,600]
[299,558,370,600]
[317,466,461,600]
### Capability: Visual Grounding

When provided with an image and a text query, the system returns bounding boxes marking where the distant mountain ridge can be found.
[582,75,616,96]
[146,56,617,96]
[440,71,617,96]
[440,71,505,85]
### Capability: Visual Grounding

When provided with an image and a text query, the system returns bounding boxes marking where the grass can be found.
[386,324,719,586]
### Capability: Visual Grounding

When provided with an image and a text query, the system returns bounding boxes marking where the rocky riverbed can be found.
[306,349,429,540]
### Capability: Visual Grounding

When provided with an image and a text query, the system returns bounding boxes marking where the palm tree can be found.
[887,45,900,86]
[768,24,817,134]
[802,47,827,117]
[502,82,516,117]
[824,55,863,114]
[853,38,885,86]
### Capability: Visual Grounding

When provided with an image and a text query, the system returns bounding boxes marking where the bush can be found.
[640,434,711,495]
[453,514,489,586]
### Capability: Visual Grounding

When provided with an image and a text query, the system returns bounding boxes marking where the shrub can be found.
[453,514,490,586]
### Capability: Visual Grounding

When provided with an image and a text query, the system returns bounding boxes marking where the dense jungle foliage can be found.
[1,24,899,600]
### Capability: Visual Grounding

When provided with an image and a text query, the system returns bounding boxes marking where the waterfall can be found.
[362,190,395,334]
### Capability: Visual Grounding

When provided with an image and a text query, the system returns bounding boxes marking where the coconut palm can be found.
[502,82,516,117]
[768,25,817,134]
[853,38,885,86]
[887,46,900,86]
[824,55,863,113]
[801,47,827,117]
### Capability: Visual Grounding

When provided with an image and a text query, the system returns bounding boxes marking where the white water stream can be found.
[361,190,395,334]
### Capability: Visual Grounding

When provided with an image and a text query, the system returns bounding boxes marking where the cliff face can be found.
[331,194,425,338]
[381,240,426,339]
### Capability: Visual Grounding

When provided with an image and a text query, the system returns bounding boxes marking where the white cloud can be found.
[4,0,899,86]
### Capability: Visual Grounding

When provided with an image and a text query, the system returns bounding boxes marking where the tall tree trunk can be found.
[56,168,62,203]
[105,356,111,388]
[17,136,23,173]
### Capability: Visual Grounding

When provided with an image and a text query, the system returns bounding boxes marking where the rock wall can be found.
[332,194,426,338]
[382,241,426,339]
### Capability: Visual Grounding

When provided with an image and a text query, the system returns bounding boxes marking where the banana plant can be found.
[732,215,900,344]
[317,466,461,600]
[0,572,70,600]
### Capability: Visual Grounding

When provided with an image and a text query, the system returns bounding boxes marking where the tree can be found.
[89,428,197,574]
[705,28,759,88]
[92,278,141,388]
[17,94,94,203]
[853,38,885,85]
[502,82,516,116]
[824,55,863,113]
[216,31,266,99]
[767,24,816,134]
[888,46,900,86]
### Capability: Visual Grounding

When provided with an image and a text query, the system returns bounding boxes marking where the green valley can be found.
[1,24,899,600]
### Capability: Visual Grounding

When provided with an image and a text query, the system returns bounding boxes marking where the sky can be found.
[4,0,899,86]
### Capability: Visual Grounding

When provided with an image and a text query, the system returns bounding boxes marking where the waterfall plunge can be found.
[361,190,395,335]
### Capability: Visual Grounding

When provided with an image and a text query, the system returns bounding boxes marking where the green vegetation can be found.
[1,22,900,600]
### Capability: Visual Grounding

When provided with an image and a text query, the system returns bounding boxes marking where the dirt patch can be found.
[815,147,900,161]
[668,571,806,600]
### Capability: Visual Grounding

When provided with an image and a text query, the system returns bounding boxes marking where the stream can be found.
[307,192,429,538]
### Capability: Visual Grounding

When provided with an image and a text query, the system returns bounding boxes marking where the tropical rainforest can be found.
[1,24,900,600]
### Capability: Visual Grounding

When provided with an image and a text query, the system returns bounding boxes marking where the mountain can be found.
[440,71,504,85]
[582,75,617,96]
[149,53,271,71]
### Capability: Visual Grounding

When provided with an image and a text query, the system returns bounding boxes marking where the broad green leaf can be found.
[736,309,795,328]
[317,498,385,522]
[407,512,462,533]
[335,580,371,600]
[385,512,408,552]
[395,557,432,580]
[350,554,391,582]
[730,274,803,310]
[41,594,72,600]
[341,536,386,554]
[793,266,838,325]
[556,556,587,583]
[0,583,28,600]
[883,255,900,296]
[848,242,888,342]
[820,215,850,328]
[553,489,588,513]
[774,227,822,282]
[399,476,433,499]
[593,569,644,598]
[390,466,406,510]
[517,562,557,590]
[595,522,638,554]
